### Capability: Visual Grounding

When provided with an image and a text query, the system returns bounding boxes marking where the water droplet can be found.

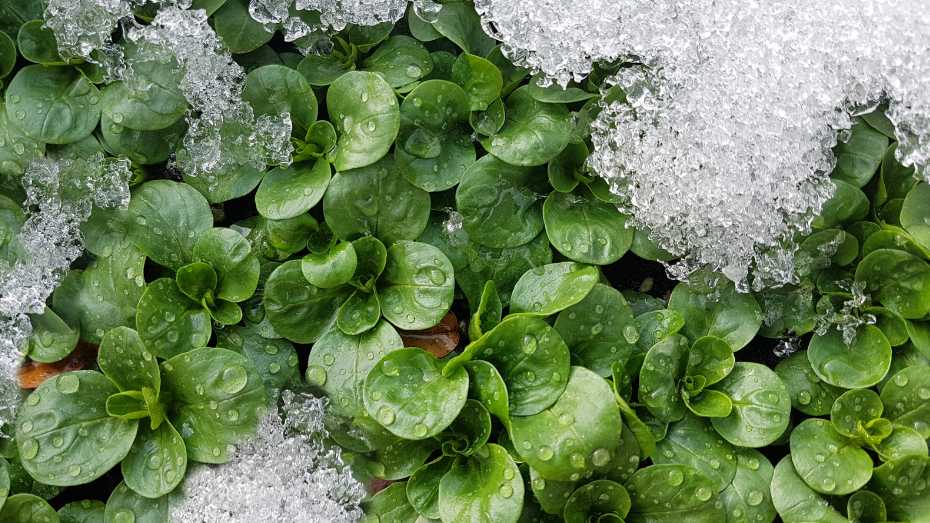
[56,374,80,394]
[695,486,712,501]
[113,510,135,523]
[667,468,684,486]
[746,489,764,506]
[382,359,400,376]
[532,478,546,490]
[797,391,812,405]
[378,407,395,426]
[537,446,554,461]
[21,439,39,459]
[227,409,240,422]
[360,92,369,103]
[148,454,163,469]
[413,423,429,438]
[894,374,909,387]
[220,366,248,394]
[570,453,586,469]
[591,448,611,467]
[821,477,836,491]
[268,363,281,375]
[498,484,514,498]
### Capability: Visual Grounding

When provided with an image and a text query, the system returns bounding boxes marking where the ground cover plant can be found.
[0,1,929,522]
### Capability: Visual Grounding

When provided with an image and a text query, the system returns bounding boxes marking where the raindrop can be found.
[56,374,80,394]
[220,366,249,394]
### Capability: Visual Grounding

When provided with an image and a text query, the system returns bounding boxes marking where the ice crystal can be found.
[772,338,800,360]
[125,6,293,181]
[169,390,365,523]
[477,0,930,289]
[814,280,876,346]
[0,155,131,429]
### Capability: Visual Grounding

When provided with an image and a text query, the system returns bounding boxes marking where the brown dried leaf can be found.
[18,342,98,389]
[398,311,460,358]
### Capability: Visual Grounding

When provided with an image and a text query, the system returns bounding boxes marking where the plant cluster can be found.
[0,1,929,523]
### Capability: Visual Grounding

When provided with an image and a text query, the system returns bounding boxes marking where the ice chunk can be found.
[125,6,293,182]
[814,280,876,346]
[485,0,930,289]
[169,390,365,523]
[0,154,131,430]
[43,0,134,62]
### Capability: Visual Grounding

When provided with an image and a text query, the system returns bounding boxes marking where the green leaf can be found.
[0,456,9,508]
[846,491,886,523]
[105,391,148,421]
[880,366,930,438]
[58,499,106,523]
[684,389,733,419]
[830,388,883,438]
[136,278,212,359]
[327,71,400,171]
[469,281,502,341]
[543,190,633,265]
[406,456,452,519]
[771,457,847,523]
[264,260,352,343]
[161,348,266,463]
[438,444,524,523]
[563,479,631,523]
[255,159,331,220]
[175,262,217,303]
[97,327,160,394]
[103,481,169,523]
[774,351,843,416]
[807,325,891,388]
[470,97,506,137]
[0,31,16,79]
[374,437,436,480]
[626,464,725,523]
[16,371,138,487]
[452,315,570,416]
[525,77,597,103]
[215,324,300,394]
[653,415,737,491]
[336,289,381,335]
[719,449,776,523]
[17,19,65,65]
[0,493,59,523]
[833,119,888,187]
[455,155,548,249]
[464,360,510,426]
[99,69,185,133]
[4,65,100,144]
[361,35,432,87]
[100,113,185,166]
[510,367,623,481]
[431,2,497,56]
[633,309,685,356]
[856,248,930,319]
[554,283,637,377]
[26,307,79,363]
[301,240,357,289]
[668,274,762,351]
[687,336,735,387]
[364,348,469,439]
[360,482,419,522]
[192,228,260,303]
[710,363,791,448]
[443,400,492,456]
[297,53,356,87]
[350,235,388,289]
[869,455,930,522]
[812,178,870,228]
[323,157,431,243]
[121,421,187,498]
[480,87,571,166]
[378,240,455,330]
[242,64,317,135]
[789,418,872,495]
[639,335,689,423]
[212,0,273,53]
[510,262,598,316]
[901,182,930,252]
[451,53,503,111]
[126,180,213,271]
[0,101,45,178]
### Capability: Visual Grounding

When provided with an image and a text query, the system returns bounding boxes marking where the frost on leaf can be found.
[169,390,365,523]
[125,6,293,184]
[474,0,930,289]
[0,154,131,431]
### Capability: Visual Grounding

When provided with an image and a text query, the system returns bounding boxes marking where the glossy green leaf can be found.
[668,275,762,351]
[770,457,847,523]
[880,366,930,438]
[361,35,432,87]
[869,455,930,522]
[790,418,872,495]
[97,327,160,395]
[807,325,891,388]
[126,181,213,270]
[264,260,352,343]
[323,157,430,243]
[653,414,737,491]
[301,240,357,289]
[469,281,502,341]
[136,278,212,359]
[17,20,64,65]
[58,499,106,523]
[26,307,79,363]
[543,190,633,265]
[360,482,419,522]
[327,71,400,171]
[336,288,380,335]
[121,421,187,498]
[719,449,776,523]
[103,481,168,523]
[438,444,524,523]
[774,351,843,416]
[855,248,930,319]
[0,493,60,523]
[830,388,883,438]
[373,437,435,480]
[364,348,469,439]
[443,400,492,456]
[464,360,510,426]
[626,464,725,523]
[16,371,138,487]
[255,158,331,220]
[161,348,266,463]
[833,119,888,187]
[0,31,15,79]
[901,182,930,252]
[378,240,454,330]
[510,262,598,316]
[639,335,689,423]
[215,324,299,394]
[563,480,630,523]
[192,228,260,303]
[554,283,637,377]
[242,64,317,135]
[212,0,273,53]
[812,178,869,228]
[100,113,185,165]
[455,155,548,249]
[406,456,452,519]
[4,65,100,144]
[175,262,217,303]
[451,53,503,111]
[510,367,623,481]
[480,87,571,166]
[710,363,791,448]
[430,2,497,56]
